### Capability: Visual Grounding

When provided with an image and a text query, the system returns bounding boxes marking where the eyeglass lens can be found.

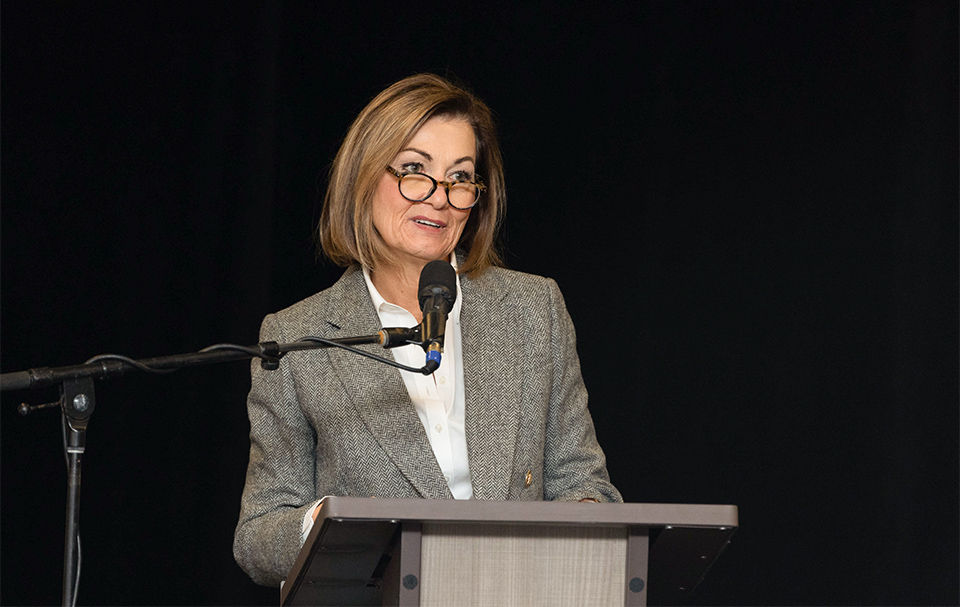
[399,173,479,209]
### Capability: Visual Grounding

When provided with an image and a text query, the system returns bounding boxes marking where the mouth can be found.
[412,217,445,229]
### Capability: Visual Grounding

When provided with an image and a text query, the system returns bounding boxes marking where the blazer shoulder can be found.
[467,266,559,298]
[265,266,368,338]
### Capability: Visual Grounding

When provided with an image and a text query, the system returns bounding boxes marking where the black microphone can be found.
[417,260,457,371]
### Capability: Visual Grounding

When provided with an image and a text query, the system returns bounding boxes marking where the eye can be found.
[400,162,424,174]
[449,170,474,183]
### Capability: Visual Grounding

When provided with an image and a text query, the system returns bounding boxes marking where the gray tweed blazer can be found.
[233,265,622,586]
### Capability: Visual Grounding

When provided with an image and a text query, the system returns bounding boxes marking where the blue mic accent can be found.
[423,348,441,374]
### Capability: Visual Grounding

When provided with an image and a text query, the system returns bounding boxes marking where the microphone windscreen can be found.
[418,260,457,307]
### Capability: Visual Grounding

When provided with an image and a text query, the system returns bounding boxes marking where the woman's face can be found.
[371,115,475,271]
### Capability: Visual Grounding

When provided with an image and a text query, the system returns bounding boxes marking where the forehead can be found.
[402,115,476,160]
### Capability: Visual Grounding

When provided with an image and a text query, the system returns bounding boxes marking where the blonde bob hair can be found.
[317,74,505,276]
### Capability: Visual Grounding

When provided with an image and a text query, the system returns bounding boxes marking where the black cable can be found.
[81,345,272,375]
[199,343,269,357]
[61,415,81,607]
[72,535,81,607]
[297,336,434,375]
[83,337,433,376]
[83,354,177,374]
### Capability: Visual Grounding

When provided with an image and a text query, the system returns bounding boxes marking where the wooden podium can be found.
[281,497,737,607]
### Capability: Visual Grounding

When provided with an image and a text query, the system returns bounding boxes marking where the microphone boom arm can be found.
[1,326,433,393]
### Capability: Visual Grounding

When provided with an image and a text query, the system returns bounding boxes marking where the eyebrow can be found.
[400,147,475,165]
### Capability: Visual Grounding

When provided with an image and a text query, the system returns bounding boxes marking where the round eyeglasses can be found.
[385,166,486,210]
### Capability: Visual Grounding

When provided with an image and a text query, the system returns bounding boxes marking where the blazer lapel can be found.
[460,271,524,500]
[323,268,451,500]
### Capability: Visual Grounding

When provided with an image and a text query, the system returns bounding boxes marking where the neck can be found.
[370,260,430,322]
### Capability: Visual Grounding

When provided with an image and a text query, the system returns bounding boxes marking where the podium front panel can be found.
[420,523,627,606]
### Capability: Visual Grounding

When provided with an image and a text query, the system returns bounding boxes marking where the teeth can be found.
[415,219,442,228]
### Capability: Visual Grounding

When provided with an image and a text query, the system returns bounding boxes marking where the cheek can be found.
[454,210,473,235]
[371,182,405,226]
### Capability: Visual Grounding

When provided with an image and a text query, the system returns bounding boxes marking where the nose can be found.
[422,180,448,209]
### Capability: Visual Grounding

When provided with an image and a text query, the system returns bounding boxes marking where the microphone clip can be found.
[377,325,441,374]
[377,327,422,349]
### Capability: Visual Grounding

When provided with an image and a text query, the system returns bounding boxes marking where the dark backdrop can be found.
[2,2,956,605]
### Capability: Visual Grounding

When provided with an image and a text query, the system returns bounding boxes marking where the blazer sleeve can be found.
[233,313,319,587]
[542,278,623,503]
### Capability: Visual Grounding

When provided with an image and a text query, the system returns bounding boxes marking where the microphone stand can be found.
[1,328,428,607]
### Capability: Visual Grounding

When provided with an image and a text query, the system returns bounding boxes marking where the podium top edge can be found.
[316,497,738,529]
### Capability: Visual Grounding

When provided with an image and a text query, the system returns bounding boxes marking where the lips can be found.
[412,216,446,229]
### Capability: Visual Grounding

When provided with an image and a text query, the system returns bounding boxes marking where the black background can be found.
[2,2,957,605]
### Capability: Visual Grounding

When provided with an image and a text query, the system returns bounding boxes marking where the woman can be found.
[233,74,622,587]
